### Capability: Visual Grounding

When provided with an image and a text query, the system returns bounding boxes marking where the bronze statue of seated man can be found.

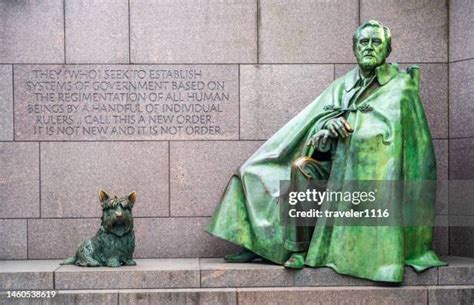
[206,20,446,282]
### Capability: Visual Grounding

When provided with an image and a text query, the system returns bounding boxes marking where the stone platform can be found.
[0,256,473,304]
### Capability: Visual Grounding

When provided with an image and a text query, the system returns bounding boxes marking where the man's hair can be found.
[352,20,392,55]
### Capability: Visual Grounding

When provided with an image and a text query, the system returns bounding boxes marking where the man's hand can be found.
[325,117,353,138]
[307,129,333,152]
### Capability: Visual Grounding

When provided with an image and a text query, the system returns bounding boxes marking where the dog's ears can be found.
[128,191,137,207]
[99,190,110,206]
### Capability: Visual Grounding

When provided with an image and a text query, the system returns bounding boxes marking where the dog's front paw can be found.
[124,259,136,266]
[105,258,121,268]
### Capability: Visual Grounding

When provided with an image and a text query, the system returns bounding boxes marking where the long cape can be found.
[206,63,446,282]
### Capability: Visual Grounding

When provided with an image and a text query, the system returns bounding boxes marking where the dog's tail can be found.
[60,256,76,265]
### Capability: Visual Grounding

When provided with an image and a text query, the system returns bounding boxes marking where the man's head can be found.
[353,20,391,72]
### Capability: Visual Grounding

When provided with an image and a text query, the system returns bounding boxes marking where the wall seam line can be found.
[3,62,456,65]
[128,0,131,64]
[447,0,451,256]
[238,64,241,140]
[256,0,260,64]
[39,142,42,218]
[26,219,29,259]
[12,65,15,141]
[168,141,171,217]
[358,0,361,25]
[449,57,474,63]
[63,0,66,64]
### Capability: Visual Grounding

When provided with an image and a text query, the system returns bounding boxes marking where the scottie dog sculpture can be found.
[61,191,137,267]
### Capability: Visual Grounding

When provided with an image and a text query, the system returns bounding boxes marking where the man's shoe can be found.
[284,253,305,269]
[224,250,260,263]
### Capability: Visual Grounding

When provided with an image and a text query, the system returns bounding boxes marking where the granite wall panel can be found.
[170,141,263,216]
[130,0,257,63]
[0,219,27,259]
[65,0,129,63]
[449,0,474,61]
[240,64,333,139]
[259,0,358,63]
[0,65,13,140]
[0,1,64,63]
[449,60,474,138]
[0,143,39,218]
[449,216,474,257]
[133,217,240,258]
[40,142,169,218]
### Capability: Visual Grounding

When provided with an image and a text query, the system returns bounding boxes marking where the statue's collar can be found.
[344,63,399,91]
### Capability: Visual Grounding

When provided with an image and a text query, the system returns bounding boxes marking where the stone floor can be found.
[0,256,473,304]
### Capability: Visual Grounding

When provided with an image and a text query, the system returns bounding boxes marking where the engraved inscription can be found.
[14,65,238,140]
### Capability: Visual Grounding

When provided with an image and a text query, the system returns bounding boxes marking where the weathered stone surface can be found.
[450,180,474,216]
[361,0,447,62]
[14,65,239,140]
[0,220,27,259]
[0,260,59,290]
[40,142,169,218]
[403,266,439,286]
[449,60,474,138]
[0,143,39,218]
[335,64,354,79]
[202,258,440,289]
[449,0,474,61]
[450,138,474,179]
[433,140,448,181]
[170,141,262,216]
[120,288,236,305]
[259,0,358,63]
[0,1,64,63]
[133,217,240,258]
[200,258,293,288]
[295,268,370,287]
[28,218,100,259]
[0,291,118,305]
[0,65,13,140]
[449,217,474,259]
[438,256,474,285]
[295,266,437,287]
[433,215,449,256]
[428,285,474,305]
[237,287,427,305]
[56,259,199,289]
[65,0,129,63]
[130,0,256,63]
[240,64,333,139]
[434,139,448,215]
[28,217,239,259]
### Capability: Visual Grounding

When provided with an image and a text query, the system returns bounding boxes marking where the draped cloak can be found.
[206,63,446,282]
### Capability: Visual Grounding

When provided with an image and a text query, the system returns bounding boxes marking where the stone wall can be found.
[448,0,474,257]
[0,0,469,260]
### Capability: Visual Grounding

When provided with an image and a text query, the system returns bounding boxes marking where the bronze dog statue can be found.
[61,191,137,267]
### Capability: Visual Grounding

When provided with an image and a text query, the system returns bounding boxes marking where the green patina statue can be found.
[206,20,447,282]
[61,191,137,267]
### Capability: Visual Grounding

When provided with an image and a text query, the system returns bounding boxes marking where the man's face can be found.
[354,26,389,71]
